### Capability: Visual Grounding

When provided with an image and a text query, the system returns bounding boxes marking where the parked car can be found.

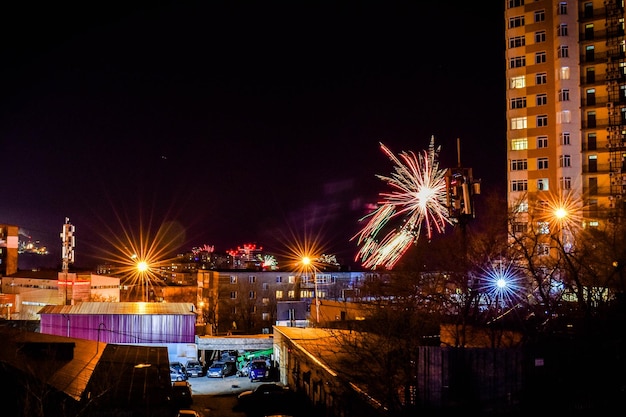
[170,361,187,379]
[170,367,187,382]
[236,383,294,413]
[185,360,204,377]
[249,360,268,382]
[171,380,193,408]
[207,361,237,378]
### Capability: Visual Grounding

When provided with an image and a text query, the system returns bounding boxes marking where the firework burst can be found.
[353,137,452,269]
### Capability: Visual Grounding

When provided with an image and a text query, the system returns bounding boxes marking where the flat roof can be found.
[38,301,196,315]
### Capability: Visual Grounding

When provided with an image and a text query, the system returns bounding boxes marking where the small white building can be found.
[1,270,120,320]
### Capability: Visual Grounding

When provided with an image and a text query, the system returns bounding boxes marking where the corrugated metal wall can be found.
[40,313,196,344]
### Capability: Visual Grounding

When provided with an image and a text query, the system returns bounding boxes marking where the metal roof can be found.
[38,301,196,315]
[0,326,103,401]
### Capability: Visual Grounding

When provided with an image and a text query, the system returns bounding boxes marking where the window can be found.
[512,179,528,191]
[537,243,550,256]
[511,117,527,130]
[230,276,237,284]
[516,201,529,213]
[512,222,527,233]
[560,177,572,190]
[276,276,283,283]
[587,132,596,149]
[230,291,237,299]
[557,45,569,58]
[558,89,570,101]
[557,24,568,36]
[510,56,526,68]
[250,305,256,313]
[538,157,549,169]
[585,23,594,40]
[557,111,571,124]
[558,2,567,15]
[510,75,526,88]
[511,97,527,109]
[249,276,256,283]
[509,35,526,48]
[560,132,571,145]
[288,290,295,298]
[536,72,547,84]
[262,312,270,321]
[537,136,548,148]
[511,159,528,170]
[288,275,296,284]
[511,138,528,150]
[536,94,547,106]
[534,10,545,22]
[535,30,546,43]
[537,115,548,127]
[509,16,525,28]
[276,290,283,299]
[249,291,256,299]
[262,297,269,304]
[559,154,571,167]
[262,283,269,290]
[559,67,570,79]
[535,52,547,64]
[537,178,549,191]
[508,0,524,7]
[537,221,550,235]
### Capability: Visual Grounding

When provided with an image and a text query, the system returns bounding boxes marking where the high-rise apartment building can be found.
[505,0,625,234]
[0,224,19,277]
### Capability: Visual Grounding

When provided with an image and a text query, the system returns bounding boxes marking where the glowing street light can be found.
[301,256,319,324]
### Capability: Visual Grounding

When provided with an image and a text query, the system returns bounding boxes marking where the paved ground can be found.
[181,374,274,417]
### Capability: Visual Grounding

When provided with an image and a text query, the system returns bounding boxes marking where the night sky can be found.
[0,2,506,269]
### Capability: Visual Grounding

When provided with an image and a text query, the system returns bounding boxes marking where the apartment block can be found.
[505,0,626,234]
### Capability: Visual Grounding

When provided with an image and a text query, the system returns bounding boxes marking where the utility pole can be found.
[60,217,76,305]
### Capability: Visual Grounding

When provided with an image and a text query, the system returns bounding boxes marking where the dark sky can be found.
[0,2,506,269]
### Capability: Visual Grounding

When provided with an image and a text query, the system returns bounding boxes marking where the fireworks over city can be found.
[353,137,452,269]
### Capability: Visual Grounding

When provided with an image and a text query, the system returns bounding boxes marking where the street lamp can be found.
[133,254,150,302]
[302,256,319,323]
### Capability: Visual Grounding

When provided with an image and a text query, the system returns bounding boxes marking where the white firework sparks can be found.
[354,136,452,269]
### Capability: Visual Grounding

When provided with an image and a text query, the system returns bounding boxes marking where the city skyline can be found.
[0,2,506,269]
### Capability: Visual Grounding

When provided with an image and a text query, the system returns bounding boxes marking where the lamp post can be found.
[302,256,319,324]
[134,254,150,302]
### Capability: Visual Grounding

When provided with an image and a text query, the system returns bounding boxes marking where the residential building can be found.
[0,224,18,277]
[505,0,626,237]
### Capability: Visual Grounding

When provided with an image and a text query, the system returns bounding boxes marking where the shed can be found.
[39,302,196,344]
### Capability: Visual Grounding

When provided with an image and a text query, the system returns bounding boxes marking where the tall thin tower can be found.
[60,217,75,305]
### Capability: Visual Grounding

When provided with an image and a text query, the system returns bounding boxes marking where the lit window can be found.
[262,297,269,304]
[537,221,550,234]
[511,138,528,150]
[262,312,270,321]
[557,111,571,123]
[510,75,526,88]
[276,290,283,299]
[559,67,570,79]
[537,178,549,191]
[288,290,295,299]
[516,201,529,213]
[511,117,528,130]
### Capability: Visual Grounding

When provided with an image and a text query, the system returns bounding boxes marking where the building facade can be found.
[0,224,18,277]
[505,0,626,238]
